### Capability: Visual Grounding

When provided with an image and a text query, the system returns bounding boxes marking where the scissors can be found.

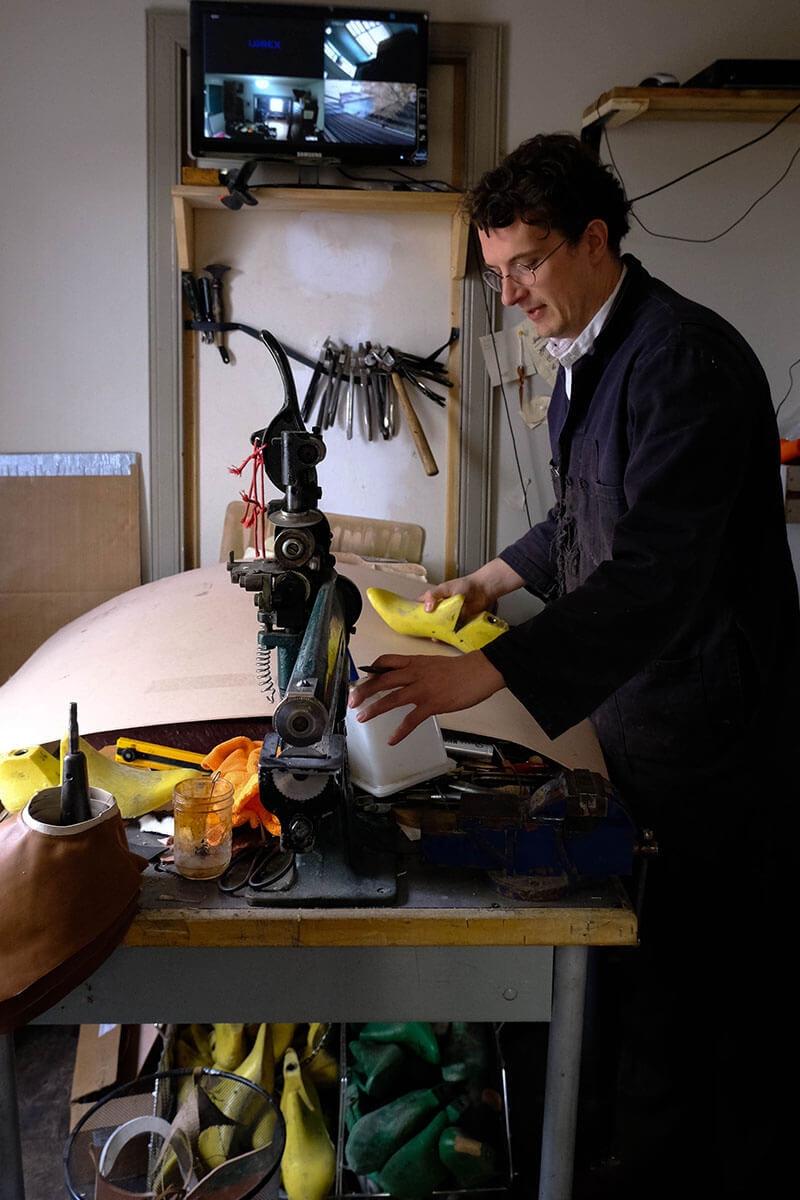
[217,837,295,894]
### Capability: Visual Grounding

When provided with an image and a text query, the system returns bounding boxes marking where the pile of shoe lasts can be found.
[172,1022,338,1200]
[344,1021,505,1196]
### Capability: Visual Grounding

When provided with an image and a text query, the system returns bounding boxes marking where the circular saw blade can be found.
[271,769,328,800]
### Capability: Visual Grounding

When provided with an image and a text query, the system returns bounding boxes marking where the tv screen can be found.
[189,2,429,167]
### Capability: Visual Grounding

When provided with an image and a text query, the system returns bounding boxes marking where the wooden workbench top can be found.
[125,861,638,950]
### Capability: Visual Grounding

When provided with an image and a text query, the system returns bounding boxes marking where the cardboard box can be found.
[0,453,141,686]
[69,1023,162,1128]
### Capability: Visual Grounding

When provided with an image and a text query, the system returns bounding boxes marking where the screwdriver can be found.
[60,701,92,825]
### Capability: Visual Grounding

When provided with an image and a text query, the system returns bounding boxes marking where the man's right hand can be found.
[419,558,527,623]
[419,576,496,622]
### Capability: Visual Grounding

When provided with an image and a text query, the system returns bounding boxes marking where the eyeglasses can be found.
[481,238,568,293]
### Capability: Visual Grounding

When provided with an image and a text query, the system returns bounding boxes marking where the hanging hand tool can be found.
[60,702,92,825]
[391,370,438,476]
[357,345,376,441]
[356,345,374,442]
[384,342,453,407]
[301,337,333,424]
[181,271,204,324]
[326,343,348,428]
[364,344,393,439]
[517,330,526,404]
[197,276,215,343]
[203,263,231,364]
[400,364,447,406]
[372,370,389,440]
[382,369,396,438]
[345,346,356,440]
[315,340,338,427]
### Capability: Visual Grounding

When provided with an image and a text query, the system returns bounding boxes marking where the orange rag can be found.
[201,736,280,835]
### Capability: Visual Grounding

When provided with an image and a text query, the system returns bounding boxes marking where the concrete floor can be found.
[13,1026,78,1200]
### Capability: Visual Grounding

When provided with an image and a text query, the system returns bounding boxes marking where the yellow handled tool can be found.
[115,737,209,772]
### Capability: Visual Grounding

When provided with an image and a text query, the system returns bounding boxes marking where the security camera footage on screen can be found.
[193,3,427,162]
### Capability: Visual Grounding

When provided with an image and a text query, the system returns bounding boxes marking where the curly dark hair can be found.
[465,133,631,254]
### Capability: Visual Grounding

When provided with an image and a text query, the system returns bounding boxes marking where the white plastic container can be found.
[345,691,455,797]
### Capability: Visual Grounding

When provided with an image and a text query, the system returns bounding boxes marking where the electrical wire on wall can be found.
[601,101,800,424]
[473,227,535,529]
[775,358,800,422]
[602,99,800,242]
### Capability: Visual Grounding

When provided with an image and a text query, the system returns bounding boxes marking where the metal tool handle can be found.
[391,372,438,476]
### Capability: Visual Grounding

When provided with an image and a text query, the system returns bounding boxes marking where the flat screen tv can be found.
[189,1,429,167]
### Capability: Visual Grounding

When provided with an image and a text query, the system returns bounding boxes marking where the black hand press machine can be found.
[226,331,639,907]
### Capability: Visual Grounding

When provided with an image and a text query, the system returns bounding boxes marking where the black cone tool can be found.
[60,702,92,825]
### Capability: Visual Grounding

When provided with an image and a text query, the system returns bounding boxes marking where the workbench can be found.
[0,559,634,1197]
[2,851,636,1200]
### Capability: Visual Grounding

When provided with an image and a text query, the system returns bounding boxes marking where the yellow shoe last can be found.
[366,587,508,652]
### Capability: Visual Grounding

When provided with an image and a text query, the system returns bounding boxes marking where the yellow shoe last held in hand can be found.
[366,587,508,652]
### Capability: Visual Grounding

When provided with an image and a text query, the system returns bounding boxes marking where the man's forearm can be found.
[470,557,527,603]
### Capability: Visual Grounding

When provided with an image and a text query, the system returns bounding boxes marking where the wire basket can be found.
[64,1067,285,1200]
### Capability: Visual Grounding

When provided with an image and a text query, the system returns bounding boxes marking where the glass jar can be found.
[172,776,235,880]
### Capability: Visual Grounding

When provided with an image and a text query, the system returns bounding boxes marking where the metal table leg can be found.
[538,945,589,1200]
[0,1033,26,1200]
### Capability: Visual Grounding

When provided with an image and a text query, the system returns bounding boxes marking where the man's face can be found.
[478,219,605,341]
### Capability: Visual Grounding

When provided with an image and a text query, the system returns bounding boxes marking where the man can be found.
[350,134,800,1197]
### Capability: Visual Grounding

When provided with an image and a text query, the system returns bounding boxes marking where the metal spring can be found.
[256,646,276,704]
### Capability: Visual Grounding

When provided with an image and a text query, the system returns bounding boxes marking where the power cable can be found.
[602,112,800,427]
[775,357,800,421]
[604,125,800,243]
[473,232,534,528]
[626,99,800,203]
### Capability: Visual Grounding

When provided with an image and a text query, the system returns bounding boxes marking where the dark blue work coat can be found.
[483,255,800,827]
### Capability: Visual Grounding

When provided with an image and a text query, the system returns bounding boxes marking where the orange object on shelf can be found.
[201,736,280,834]
[780,438,800,464]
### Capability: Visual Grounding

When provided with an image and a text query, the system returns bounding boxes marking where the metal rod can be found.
[538,945,589,1200]
[0,1033,26,1200]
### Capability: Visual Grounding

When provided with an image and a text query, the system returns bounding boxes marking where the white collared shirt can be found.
[547,264,627,399]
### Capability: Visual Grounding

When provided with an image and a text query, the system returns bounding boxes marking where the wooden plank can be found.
[445,257,463,576]
[583,86,800,131]
[172,193,193,273]
[124,902,637,949]
[125,868,636,950]
[182,325,200,570]
[582,93,651,130]
[172,184,465,218]
[450,208,469,281]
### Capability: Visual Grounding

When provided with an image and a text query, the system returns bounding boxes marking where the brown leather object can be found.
[0,793,146,1033]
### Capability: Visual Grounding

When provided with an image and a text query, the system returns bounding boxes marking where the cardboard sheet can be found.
[0,559,605,774]
[0,453,141,685]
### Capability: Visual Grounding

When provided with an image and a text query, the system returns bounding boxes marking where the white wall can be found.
[1,0,152,516]
[194,206,453,573]
[2,0,799,592]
